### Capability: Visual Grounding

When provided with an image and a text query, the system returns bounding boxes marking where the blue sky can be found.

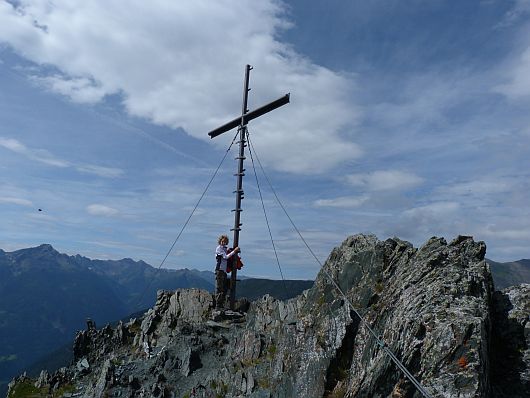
[1,0,529,279]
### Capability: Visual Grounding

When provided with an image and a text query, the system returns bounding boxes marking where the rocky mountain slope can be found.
[0,244,313,397]
[0,245,212,395]
[236,279,313,301]
[14,279,313,383]
[7,235,530,397]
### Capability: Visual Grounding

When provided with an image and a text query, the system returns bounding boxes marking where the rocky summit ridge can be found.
[7,234,530,398]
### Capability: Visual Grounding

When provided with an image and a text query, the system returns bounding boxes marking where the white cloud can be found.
[0,0,361,174]
[86,204,119,216]
[76,164,124,178]
[31,75,107,103]
[382,201,463,241]
[27,211,55,222]
[402,201,460,219]
[0,196,33,206]
[497,0,530,28]
[432,176,527,209]
[0,136,69,167]
[495,0,530,99]
[0,136,124,178]
[345,170,423,191]
[481,226,530,240]
[396,202,462,237]
[314,195,368,208]
[83,240,155,253]
[496,46,530,98]
[442,179,513,196]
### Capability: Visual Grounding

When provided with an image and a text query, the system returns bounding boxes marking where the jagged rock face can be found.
[316,235,493,397]
[279,234,492,398]
[7,235,529,398]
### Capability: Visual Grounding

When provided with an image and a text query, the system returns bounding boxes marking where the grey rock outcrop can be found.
[7,234,529,398]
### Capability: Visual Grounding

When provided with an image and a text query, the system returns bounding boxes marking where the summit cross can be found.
[207,64,290,309]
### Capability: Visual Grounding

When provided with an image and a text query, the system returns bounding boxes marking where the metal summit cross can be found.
[208,64,290,309]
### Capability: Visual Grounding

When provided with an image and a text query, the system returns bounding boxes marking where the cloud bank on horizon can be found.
[1,0,530,277]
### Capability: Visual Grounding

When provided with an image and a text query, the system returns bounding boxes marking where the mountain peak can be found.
[36,243,56,251]
[26,243,59,257]
[8,243,59,258]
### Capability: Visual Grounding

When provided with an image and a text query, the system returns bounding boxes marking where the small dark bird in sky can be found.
[38,209,42,212]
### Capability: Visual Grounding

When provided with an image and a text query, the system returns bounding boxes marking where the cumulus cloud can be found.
[31,75,107,103]
[0,0,361,174]
[86,204,119,217]
[0,136,124,178]
[345,170,423,191]
[382,201,463,241]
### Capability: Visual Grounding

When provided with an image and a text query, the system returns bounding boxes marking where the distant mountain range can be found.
[0,244,313,395]
[487,258,530,289]
[1,243,527,396]
[7,235,530,398]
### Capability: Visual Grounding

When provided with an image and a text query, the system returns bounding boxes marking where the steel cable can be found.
[245,129,289,298]
[246,135,435,398]
[133,131,239,311]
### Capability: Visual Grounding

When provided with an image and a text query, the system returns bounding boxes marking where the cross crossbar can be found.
[208,93,290,138]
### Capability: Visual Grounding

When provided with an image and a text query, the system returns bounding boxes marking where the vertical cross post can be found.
[229,64,251,309]
[207,65,289,310]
